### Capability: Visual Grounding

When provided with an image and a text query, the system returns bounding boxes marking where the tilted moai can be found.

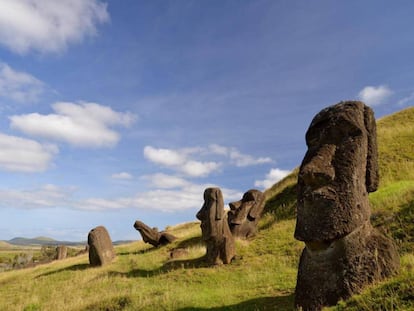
[228,189,265,238]
[55,245,68,260]
[87,226,116,266]
[133,220,177,247]
[196,187,235,265]
[294,101,400,310]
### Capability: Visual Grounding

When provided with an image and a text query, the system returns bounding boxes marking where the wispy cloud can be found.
[0,63,45,103]
[10,102,137,148]
[397,92,414,106]
[255,168,291,190]
[143,146,221,177]
[0,133,58,172]
[208,144,273,167]
[0,0,109,54]
[358,85,393,106]
[111,172,133,180]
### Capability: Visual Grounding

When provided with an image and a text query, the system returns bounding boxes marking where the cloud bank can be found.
[10,102,136,148]
[255,168,291,190]
[0,133,58,172]
[0,0,109,54]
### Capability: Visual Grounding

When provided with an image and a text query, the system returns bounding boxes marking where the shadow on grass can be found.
[177,293,295,311]
[108,256,210,279]
[117,246,158,256]
[36,263,90,278]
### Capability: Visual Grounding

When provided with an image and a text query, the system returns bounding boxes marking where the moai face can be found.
[196,188,224,241]
[229,189,265,224]
[294,101,378,245]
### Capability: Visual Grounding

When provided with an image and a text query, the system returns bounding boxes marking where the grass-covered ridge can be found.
[0,107,413,310]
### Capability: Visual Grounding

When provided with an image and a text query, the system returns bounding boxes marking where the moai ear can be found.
[364,105,379,192]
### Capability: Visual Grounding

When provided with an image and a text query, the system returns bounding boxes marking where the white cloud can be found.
[77,183,242,212]
[0,132,58,172]
[0,0,109,54]
[0,63,45,103]
[208,144,273,167]
[144,173,189,189]
[0,184,72,209]
[143,146,186,167]
[255,168,291,190]
[111,172,133,180]
[10,102,136,148]
[143,146,221,177]
[358,85,393,106]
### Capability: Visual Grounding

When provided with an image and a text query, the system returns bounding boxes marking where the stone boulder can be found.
[55,245,67,260]
[294,101,400,310]
[87,226,116,266]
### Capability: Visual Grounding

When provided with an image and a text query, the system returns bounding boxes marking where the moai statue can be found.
[294,101,400,310]
[196,187,235,265]
[88,226,116,266]
[133,220,177,247]
[55,245,68,260]
[228,189,265,238]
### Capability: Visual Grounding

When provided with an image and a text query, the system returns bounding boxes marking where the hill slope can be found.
[0,107,412,311]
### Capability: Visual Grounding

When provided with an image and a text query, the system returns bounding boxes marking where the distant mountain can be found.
[5,237,134,247]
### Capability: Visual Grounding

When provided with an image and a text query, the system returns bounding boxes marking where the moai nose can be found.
[300,145,336,187]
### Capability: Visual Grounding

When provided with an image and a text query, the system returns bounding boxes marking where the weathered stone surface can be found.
[87,226,116,266]
[228,189,265,238]
[133,220,176,247]
[294,101,400,311]
[196,187,235,265]
[55,245,67,260]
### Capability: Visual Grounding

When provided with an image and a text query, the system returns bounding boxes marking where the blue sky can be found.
[0,0,413,241]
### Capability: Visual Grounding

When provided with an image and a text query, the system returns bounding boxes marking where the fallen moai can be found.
[133,220,177,247]
[294,101,400,310]
[196,187,235,265]
[228,189,265,238]
[88,226,116,266]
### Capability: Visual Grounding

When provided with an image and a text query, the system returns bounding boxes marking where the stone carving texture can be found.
[88,226,116,266]
[294,101,400,310]
[133,220,177,247]
[55,245,67,260]
[228,189,265,238]
[196,187,235,265]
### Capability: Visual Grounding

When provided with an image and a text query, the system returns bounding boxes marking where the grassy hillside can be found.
[0,107,412,310]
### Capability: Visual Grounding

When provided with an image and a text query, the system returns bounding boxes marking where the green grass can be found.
[0,107,413,310]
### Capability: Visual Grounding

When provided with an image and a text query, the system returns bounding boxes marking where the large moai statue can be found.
[87,226,116,267]
[294,101,400,310]
[196,187,235,265]
[228,189,265,238]
[133,220,177,247]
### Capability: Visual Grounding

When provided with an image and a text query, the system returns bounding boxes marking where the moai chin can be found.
[196,187,235,265]
[228,189,265,238]
[133,220,177,247]
[88,226,116,266]
[294,101,400,310]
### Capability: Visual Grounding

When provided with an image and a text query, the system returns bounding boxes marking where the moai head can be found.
[133,220,161,245]
[294,101,378,245]
[229,189,265,222]
[228,189,265,238]
[88,225,116,266]
[196,187,225,241]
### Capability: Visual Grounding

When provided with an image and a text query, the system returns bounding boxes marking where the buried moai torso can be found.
[228,189,265,238]
[133,220,176,247]
[294,101,399,311]
[196,187,235,265]
[87,226,116,266]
